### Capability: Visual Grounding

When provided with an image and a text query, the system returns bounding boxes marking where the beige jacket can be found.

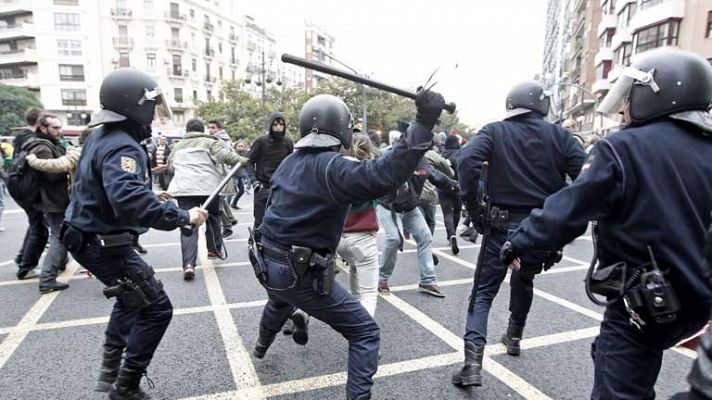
[27,145,82,183]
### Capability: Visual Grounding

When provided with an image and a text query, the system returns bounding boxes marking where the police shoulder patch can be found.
[121,156,138,173]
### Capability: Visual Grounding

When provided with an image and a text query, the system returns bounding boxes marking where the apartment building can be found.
[592,0,712,128]
[542,0,575,120]
[304,20,335,91]
[0,0,297,131]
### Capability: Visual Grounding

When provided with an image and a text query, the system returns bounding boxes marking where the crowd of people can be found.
[1,47,711,400]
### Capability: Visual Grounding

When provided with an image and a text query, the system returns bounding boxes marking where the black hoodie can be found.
[246,112,294,185]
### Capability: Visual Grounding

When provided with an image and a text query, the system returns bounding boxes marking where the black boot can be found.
[94,348,123,392]
[451,340,484,387]
[291,310,309,346]
[501,318,525,356]
[347,392,372,400]
[253,335,275,359]
[108,367,152,400]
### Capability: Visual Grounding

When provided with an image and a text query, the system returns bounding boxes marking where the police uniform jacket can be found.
[65,125,190,235]
[457,113,586,211]
[508,118,712,305]
[260,122,435,251]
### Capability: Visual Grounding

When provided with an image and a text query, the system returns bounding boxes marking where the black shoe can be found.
[222,229,233,238]
[450,236,459,255]
[501,318,525,356]
[17,267,38,280]
[452,341,484,387]
[95,348,123,392]
[39,282,69,294]
[348,393,372,400]
[253,335,275,359]
[282,319,295,335]
[459,227,475,238]
[109,367,152,400]
[292,310,309,346]
[133,243,148,254]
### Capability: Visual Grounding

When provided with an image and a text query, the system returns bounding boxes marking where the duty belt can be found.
[260,245,291,266]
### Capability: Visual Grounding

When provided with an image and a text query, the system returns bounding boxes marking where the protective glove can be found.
[415,90,445,131]
[465,200,487,234]
[499,241,519,267]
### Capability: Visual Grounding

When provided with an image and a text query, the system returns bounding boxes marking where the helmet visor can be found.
[597,67,659,115]
[139,88,173,121]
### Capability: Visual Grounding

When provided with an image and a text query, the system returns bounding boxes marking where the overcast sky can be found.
[240,0,547,128]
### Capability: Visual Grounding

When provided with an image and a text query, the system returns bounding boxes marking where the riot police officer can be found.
[250,91,445,400]
[501,49,712,399]
[452,80,586,387]
[62,68,208,400]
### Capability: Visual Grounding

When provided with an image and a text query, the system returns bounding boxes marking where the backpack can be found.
[6,140,50,208]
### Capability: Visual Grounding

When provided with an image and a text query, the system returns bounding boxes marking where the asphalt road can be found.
[0,193,696,399]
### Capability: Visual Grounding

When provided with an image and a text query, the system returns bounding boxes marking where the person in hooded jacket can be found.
[440,134,464,254]
[167,118,246,280]
[245,112,294,230]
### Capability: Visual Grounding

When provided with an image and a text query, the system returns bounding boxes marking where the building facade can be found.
[303,20,335,91]
[0,0,304,133]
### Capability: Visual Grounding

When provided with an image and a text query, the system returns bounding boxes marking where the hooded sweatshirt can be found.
[245,112,294,185]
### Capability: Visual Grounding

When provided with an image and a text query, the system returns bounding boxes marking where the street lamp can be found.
[315,51,368,132]
[245,49,282,129]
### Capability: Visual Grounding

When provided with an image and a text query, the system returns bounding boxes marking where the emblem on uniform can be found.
[121,156,137,173]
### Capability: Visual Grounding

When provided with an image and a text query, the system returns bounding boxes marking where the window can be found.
[54,0,79,5]
[118,52,130,68]
[192,90,197,101]
[59,64,84,81]
[218,42,222,53]
[118,25,128,38]
[231,68,235,80]
[145,25,155,38]
[54,13,80,31]
[172,54,182,75]
[174,87,183,103]
[596,60,613,80]
[615,42,632,66]
[146,53,156,69]
[192,58,197,72]
[231,47,236,63]
[173,111,184,124]
[640,0,664,10]
[57,39,81,56]
[190,9,195,18]
[205,62,211,80]
[170,2,180,17]
[599,29,614,48]
[602,0,616,15]
[617,2,637,28]
[144,0,154,10]
[61,89,86,106]
[219,66,223,79]
[707,11,712,38]
[206,89,212,99]
[634,20,680,54]
[171,27,179,39]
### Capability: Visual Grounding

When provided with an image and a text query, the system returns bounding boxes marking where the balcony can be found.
[204,48,215,58]
[167,68,189,78]
[0,70,38,88]
[59,74,84,82]
[610,26,631,51]
[0,47,36,64]
[0,0,31,18]
[172,100,193,110]
[597,14,617,37]
[615,0,637,15]
[629,0,685,33]
[204,76,216,83]
[165,39,187,50]
[110,8,132,19]
[203,22,214,33]
[165,11,186,23]
[592,79,611,94]
[594,46,614,65]
[112,37,133,48]
[0,21,34,41]
[228,33,237,42]
[246,42,256,51]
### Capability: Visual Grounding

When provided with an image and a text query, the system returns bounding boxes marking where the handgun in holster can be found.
[310,252,335,296]
[247,228,267,284]
[102,265,163,310]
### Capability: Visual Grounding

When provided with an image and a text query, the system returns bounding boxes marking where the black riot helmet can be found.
[504,80,551,120]
[89,68,171,127]
[296,94,353,149]
[598,48,712,124]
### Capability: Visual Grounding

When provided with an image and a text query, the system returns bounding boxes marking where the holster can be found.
[102,265,163,310]
[60,223,86,253]
[310,252,335,296]
[487,206,509,233]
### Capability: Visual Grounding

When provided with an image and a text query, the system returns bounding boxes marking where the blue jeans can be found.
[258,237,380,399]
[464,224,534,346]
[39,212,68,286]
[377,205,437,285]
[591,298,709,399]
[71,242,173,371]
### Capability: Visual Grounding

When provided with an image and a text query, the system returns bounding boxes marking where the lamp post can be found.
[315,51,368,132]
[245,49,282,130]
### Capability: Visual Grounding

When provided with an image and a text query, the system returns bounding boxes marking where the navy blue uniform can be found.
[257,122,434,399]
[457,113,585,346]
[65,125,190,372]
[508,119,712,399]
